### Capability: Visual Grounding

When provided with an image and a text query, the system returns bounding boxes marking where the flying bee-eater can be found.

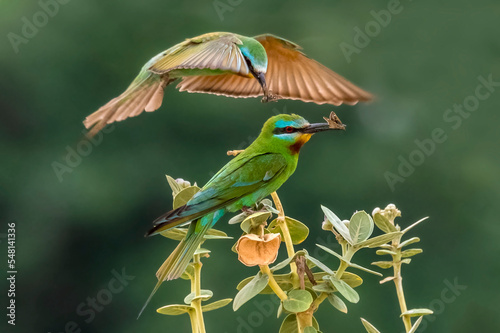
[139,112,345,317]
[84,32,372,137]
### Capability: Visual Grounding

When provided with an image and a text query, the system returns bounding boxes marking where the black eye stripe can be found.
[273,126,299,134]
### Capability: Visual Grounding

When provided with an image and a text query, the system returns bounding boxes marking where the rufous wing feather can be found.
[176,34,373,105]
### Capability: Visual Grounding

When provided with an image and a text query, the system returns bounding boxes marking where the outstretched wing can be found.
[148,153,287,234]
[148,32,251,77]
[177,34,373,105]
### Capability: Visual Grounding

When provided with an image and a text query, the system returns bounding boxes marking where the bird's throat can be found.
[288,134,312,154]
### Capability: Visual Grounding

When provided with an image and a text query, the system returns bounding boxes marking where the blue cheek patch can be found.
[274,133,298,142]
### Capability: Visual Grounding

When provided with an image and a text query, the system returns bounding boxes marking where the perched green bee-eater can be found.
[84,32,371,137]
[139,113,344,316]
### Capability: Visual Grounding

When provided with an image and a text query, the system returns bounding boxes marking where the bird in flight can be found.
[138,112,346,317]
[84,32,372,137]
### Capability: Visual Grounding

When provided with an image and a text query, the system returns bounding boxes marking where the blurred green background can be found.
[1,0,499,332]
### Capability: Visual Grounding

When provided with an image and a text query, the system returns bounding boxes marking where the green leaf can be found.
[184,290,213,304]
[401,308,433,317]
[339,272,363,288]
[160,227,189,241]
[316,244,381,276]
[402,217,429,234]
[166,175,187,196]
[305,255,335,275]
[283,290,313,313]
[321,205,353,244]
[325,276,359,303]
[399,237,420,248]
[348,262,383,276]
[201,298,232,312]
[401,258,412,264]
[277,302,283,318]
[373,212,397,233]
[233,272,269,310]
[312,283,335,293]
[349,211,374,244]
[327,294,348,313]
[271,256,295,272]
[284,216,310,245]
[157,304,194,316]
[269,250,308,272]
[173,186,200,209]
[401,248,423,257]
[161,227,230,241]
[408,316,424,333]
[312,316,320,330]
[316,244,346,263]
[360,318,381,333]
[269,217,309,245]
[203,228,232,240]
[279,314,299,333]
[304,327,318,333]
[376,249,397,256]
[371,261,394,269]
[241,211,272,233]
[203,234,233,240]
[237,273,293,294]
[180,264,195,280]
[355,232,402,248]
[194,248,210,255]
[228,212,247,225]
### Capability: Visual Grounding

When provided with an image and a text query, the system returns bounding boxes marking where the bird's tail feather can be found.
[84,72,172,138]
[138,211,222,318]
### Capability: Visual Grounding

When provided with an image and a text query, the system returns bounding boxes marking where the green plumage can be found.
[84,32,372,138]
[138,113,341,317]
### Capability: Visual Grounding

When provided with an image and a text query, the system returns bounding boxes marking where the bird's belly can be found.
[226,185,282,213]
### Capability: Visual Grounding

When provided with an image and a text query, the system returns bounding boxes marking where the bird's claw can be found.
[261,92,280,103]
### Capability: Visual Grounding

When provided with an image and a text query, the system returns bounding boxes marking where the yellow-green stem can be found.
[260,265,287,301]
[335,247,355,279]
[271,192,295,258]
[394,261,412,332]
[191,254,206,333]
[188,309,199,333]
[392,237,412,332]
[271,192,299,288]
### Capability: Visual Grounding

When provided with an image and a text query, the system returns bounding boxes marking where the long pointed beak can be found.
[301,122,345,134]
[256,72,267,90]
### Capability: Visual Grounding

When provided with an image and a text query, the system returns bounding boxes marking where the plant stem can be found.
[392,237,412,333]
[260,265,288,301]
[311,292,328,309]
[188,309,199,333]
[393,262,411,332]
[271,192,295,258]
[335,247,355,279]
[271,192,299,289]
[191,253,206,333]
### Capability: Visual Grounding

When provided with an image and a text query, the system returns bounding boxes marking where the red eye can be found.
[285,126,294,133]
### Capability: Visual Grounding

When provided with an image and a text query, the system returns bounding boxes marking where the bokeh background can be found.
[2,0,499,332]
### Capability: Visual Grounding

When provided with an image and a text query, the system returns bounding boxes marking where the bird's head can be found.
[238,38,268,76]
[256,114,344,155]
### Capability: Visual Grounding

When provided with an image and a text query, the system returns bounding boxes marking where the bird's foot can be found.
[241,206,255,215]
[227,149,244,156]
[261,91,280,103]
